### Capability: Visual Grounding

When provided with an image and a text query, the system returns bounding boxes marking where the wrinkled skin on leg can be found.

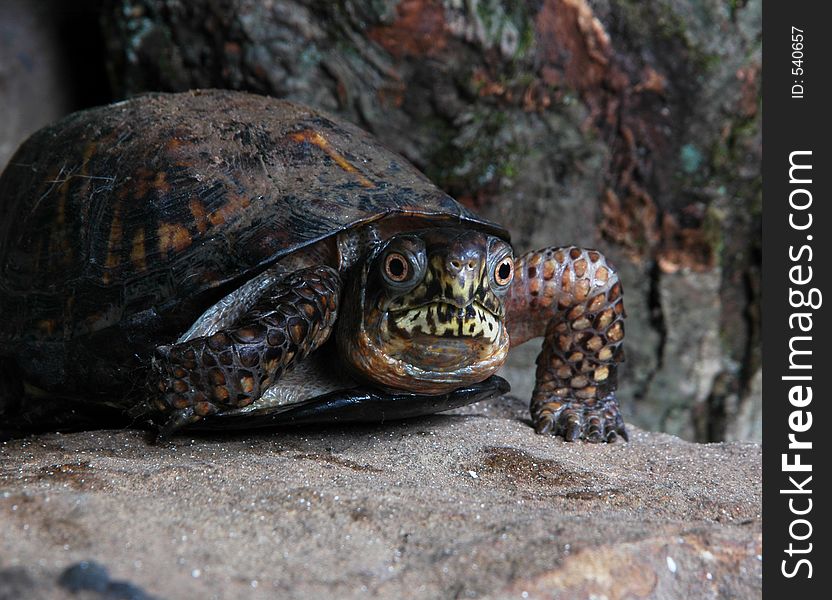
[148,266,340,437]
[505,247,627,442]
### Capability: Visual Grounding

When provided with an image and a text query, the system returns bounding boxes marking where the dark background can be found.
[0,0,762,442]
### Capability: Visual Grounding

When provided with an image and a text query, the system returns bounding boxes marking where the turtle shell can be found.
[0,90,507,399]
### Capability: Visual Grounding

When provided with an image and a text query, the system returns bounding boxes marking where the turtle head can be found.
[337,228,514,394]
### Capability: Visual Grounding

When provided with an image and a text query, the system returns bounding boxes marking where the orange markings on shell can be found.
[130,229,147,272]
[290,129,375,188]
[103,203,123,282]
[37,319,57,336]
[158,222,192,255]
[165,137,184,153]
[154,171,170,194]
[189,198,209,234]
[208,193,251,227]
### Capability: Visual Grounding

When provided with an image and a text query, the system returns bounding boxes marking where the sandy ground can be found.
[0,396,761,599]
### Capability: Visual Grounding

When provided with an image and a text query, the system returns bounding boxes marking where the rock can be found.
[0,399,761,598]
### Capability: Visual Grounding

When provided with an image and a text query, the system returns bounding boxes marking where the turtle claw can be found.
[533,396,627,443]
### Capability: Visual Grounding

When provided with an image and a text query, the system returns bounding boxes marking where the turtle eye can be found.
[494,257,514,287]
[384,252,410,282]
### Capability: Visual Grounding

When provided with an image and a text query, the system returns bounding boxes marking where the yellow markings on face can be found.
[290,129,375,188]
[158,222,192,256]
[392,302,501,343]
[130,229,147,271]
[429,254,484,306]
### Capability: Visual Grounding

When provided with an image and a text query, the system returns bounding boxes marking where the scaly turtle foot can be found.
[533,395,627,443]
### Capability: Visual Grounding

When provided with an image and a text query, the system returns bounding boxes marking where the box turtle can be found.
[0,90,626,442]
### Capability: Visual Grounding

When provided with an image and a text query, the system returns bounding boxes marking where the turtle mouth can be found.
[388,301,502,343]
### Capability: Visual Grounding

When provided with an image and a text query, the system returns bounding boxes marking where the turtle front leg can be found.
[505,247,627,442]
[148,266,340,438]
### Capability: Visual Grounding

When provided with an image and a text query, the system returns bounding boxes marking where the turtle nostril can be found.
[449,260,461,270]
[466,260,476,270]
